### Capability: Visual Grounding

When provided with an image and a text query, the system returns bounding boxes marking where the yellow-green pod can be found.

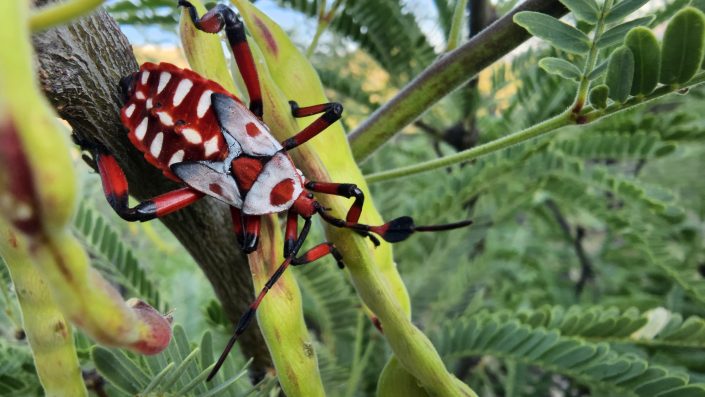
[178,4,326,396]
[227,3,477,396]
[377,356,431,397]
[625,27,660,96]
[660,7,705,85]
[0,0,172,364]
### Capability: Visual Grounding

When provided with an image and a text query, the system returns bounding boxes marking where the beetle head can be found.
[119,72,139,103]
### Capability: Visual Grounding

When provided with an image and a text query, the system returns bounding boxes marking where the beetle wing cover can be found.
[243,152,303,215]
[171,161,243,207]
[211,93,283,157]
[121,63,244,181]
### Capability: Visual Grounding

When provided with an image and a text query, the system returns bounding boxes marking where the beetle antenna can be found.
[316,207,472,243]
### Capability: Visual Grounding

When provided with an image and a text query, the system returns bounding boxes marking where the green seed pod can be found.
[589,84,609,109]
[377,357,431,397]
[660,7,705,85]
[606,46,635,104]
[625,27,660,96]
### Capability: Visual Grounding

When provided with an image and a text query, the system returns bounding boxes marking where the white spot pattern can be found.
[135,91,146,100]
[203,136,219,156]
[157,72,171,94]
[125,104,136,118]
[150,132,164,158]
[156,111,174,126]
[141,71,150,85]
[197,90,213,118]
[135,117,148,140]
[181,128,202,144]
[168,150,185,166]
[146,98,153,110]
[173,79,193,106]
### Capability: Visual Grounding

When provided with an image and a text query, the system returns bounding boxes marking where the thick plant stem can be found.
[29,0,103,32]
[231,2,475,395]
[0,220,86,397]
[348,0,567,162]
[179,2,326,394]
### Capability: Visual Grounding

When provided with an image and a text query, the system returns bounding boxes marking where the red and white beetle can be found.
[75,1,472,380]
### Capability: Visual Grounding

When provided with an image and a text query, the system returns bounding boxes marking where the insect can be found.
[74,0,472,380]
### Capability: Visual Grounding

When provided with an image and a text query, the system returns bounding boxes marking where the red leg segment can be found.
[230,207,244,247]
[292,242,344,269]
[306,181,364,223]
[179,1,263,117]
[281,102,343,151]
[95,152,203,222]
[284,210,298,257]
[242,215,261,254]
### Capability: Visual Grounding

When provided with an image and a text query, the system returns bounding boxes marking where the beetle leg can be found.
[178,1,263,117]
[304,181,380,245]
[241,215,261,254]
[89,149,203,221]
[283,210,298,257]
[230,207,245,247]
[305,181,364,223]
[207,216,312,381]
[281,102,343,151]
[292,242,345,269]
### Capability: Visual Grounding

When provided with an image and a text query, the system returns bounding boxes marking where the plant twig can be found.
[348,0,568,161]
[365,72,705,183]
[545,200,593,296]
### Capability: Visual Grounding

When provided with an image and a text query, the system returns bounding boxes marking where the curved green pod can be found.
[625,27,660,96]
[179,2,326,396]
[660,7,705,86]
[228,2,476,396]
[0,4,172,390]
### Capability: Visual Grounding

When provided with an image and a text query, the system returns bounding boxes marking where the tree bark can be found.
[31,2,272,373]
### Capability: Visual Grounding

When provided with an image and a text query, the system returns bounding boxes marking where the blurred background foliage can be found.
[4,0,705,396]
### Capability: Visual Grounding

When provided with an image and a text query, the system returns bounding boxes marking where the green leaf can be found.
[559,0,599,24]
[596,16,654,49]
[588,60,608,80]
[91,347,145,394]
[660,7,705,85]
[589,84,609,109]
[538,57,582,80]
[605,0,650,24]
[514,11,591,54]
[625,27,661,95]
[606,46,635,103]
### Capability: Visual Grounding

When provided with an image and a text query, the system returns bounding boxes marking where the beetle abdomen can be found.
[120,62,244,180]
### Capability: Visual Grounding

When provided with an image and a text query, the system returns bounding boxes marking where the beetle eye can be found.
[119,72,138,103]
[307,193,314,199]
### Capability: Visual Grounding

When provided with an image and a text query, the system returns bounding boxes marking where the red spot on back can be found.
[270,178,295,206]
[209,184,223,195]
[245,122,261,137]
[232,157,265,191]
